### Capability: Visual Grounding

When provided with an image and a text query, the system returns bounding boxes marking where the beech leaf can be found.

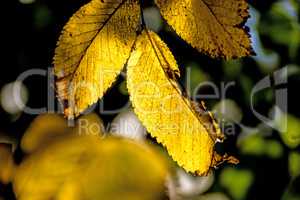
[54,0,140,118]
[127,30,238,175]
[155,0,254,59]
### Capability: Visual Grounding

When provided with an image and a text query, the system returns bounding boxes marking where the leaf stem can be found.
[139,0,146,28]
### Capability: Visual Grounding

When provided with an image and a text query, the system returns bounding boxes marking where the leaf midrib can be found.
[59,0,129,84]
[200,0,250,51]
[144,29,216,142]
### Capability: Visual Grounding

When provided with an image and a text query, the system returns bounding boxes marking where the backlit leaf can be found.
[54,0,140,118]
[127,30,238,175]
[155,0,254,59]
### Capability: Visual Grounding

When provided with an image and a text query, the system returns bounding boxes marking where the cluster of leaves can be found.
[53,0,253,175]
[1,1,300,200]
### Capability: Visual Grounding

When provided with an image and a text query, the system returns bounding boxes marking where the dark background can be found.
[1,0,300,200]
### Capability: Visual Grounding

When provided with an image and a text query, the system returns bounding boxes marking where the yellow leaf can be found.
[54,0,140,118]
[72,113,105,136]
[21,114,71,154]
[13,136,168,200]
[155,0,254,59]
[21,113,104,154]
[127,30,237,175]
[0,144,16,184]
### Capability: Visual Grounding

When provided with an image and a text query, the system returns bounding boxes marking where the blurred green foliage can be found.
[259,1,300,59]
[239,134,284,159]
[289,151,300,178]
[220,168,253,200]
[278,114,300,149]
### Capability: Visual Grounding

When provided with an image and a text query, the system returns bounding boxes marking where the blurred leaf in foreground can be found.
[21,114,71,154]
[21,113,104,154]
[13,135,169,200]
[0,144,15,184]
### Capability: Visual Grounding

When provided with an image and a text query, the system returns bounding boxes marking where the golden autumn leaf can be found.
[155,0,254,59]
[13,136,168,200]
[127,30,238,175]
[54,0,140,118]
